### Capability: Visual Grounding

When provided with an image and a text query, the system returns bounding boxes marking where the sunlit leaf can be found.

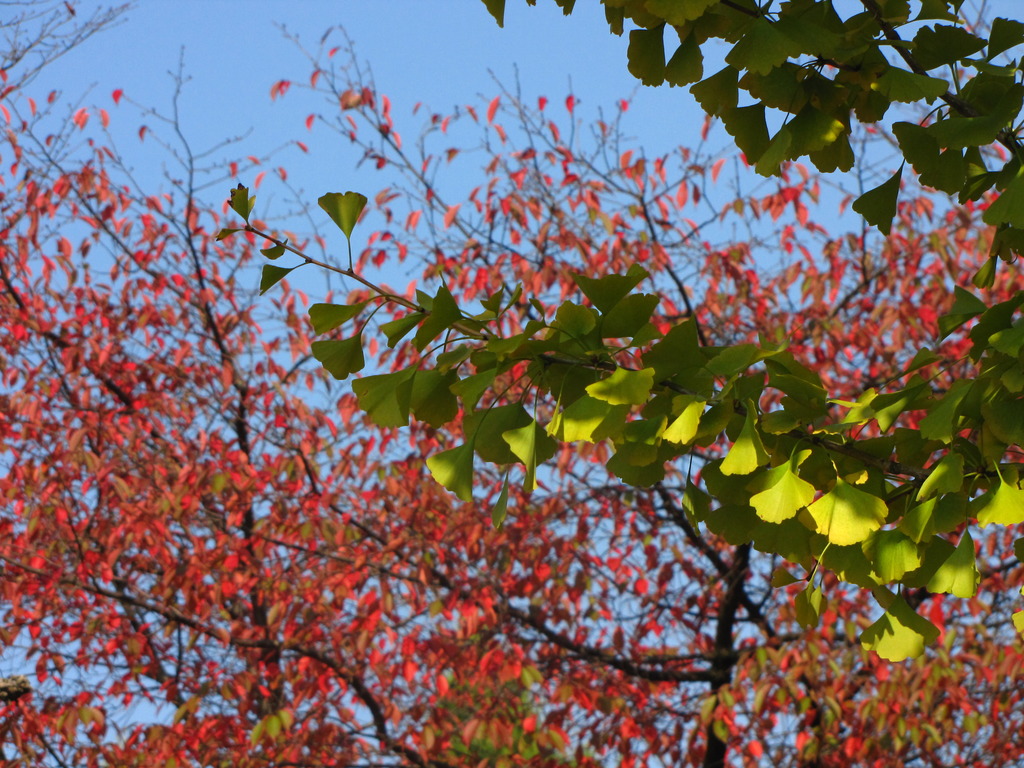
[927,531,979,597]
[720,407,769,476]
[861,595,939,661]
[807,478,886,546]
[586,367,655,406]
[864,529,922,582]
[974,477,1024,526]
[663,396,705,445]
[503,418,557,491]
[427,440,477,502]
[749,460,815,523]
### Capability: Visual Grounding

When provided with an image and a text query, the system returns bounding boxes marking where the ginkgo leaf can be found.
[721,104,770,163]
[352,369,414,427]
[627,24,665,86]
[807,478,887,546]
[415,285,463,351]
[975,477,1024,526]
[983,168,1024,228]
[318,191,367,239]
[550,396,629,443]
[663,396,705,445]
[426,440,477,502]
[229,184,254,221]
[308,302,368,334]
[503,419,557,492]
[665,35,703,86]
[726,17,802,76]
[720,408,769,476]
[380,313,423,347]
[573,265,649,313]
[864,529,922,582]
[913,23,986,70]
[481,0,504,26]
[749,462,815,523]
[586,367,655,406]
[852,165,903,235]
[410,370,459,428]
[918,452,965,500]
[899,494,967,542]
[260,241,287,259]
[601,293,660,339]
[259,264,296,295]
[861,594,939,661]
[311,337,364,380]
[491,473,510,529]
[927,531,980,597]
[989,17,1024,58]
[795,584,824,628]
[872,68,948,103]
[465,404,531,464]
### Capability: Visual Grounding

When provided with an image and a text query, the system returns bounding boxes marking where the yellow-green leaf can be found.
[927,531,979,597]
[720,407,769,476]
[975,477,1024,527]
[861,595,939,661]
[586,367,655,406]
[749,462,815,523]
[426,441,477,502]
[807,478,886,546]
[663,396,705,445]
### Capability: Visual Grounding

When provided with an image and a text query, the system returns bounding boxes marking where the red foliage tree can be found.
[3,23,1024,768]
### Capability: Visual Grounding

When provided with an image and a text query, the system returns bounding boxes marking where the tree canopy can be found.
[225,0,1024,664]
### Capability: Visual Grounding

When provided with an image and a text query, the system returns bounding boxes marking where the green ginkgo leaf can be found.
[861,594,939,661]
[864,529,922,582]
[426,440,477,502]
[627,24,665,86]
[975,477,1024,526]
[308,302,368,335]
[229,184,254,221]
[663,396,705,445]
[573,265,649,313]
[983,168,1024,228]
[720,407,769,476]
[311,336,365,380]
[549,395,629,443]
[586,367,656,406]
[927,531,980,597]
[749,461,815,523]
[259,264,296,295]
[918,452,965,500]
[807,478,887,546]
[795,584,824,628]
[352,369,415,427]
[491,473,511,529]
[318,191,368,239]
[503,419,557,492]
[852,165,903,235]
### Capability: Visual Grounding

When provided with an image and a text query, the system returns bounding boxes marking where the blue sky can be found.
[43,1,710,206]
